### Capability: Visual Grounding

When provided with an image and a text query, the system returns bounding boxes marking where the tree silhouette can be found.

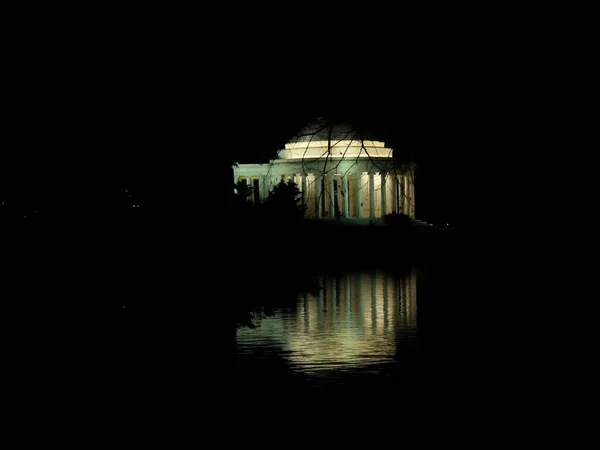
[263,180,305,221]
[232,180,253,207]
[265,180,302,207]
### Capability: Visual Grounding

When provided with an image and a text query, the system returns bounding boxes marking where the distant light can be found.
[24,216,27,219]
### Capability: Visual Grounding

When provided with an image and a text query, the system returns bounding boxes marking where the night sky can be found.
[2,18,483,227]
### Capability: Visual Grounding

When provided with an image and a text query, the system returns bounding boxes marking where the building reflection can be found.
[237,269,417,373]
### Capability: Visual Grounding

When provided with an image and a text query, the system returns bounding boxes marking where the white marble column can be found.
[409,174,415,218]
[342,174,349,218]
[328,174,335,219]
[369,172,375,220]
[381,172,387,216]
[355,173,363,218]
[301,173,307,210]
[399,174,406,214]
[315,176,322,218]
[391,174,398,213]
[262,175,269,201]
[404,175,410,216]
[269,175,276,195]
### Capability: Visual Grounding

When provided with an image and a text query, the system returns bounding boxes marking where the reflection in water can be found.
[236,269,417,378]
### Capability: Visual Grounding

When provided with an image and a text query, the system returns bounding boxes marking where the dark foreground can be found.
[7,221,471,396]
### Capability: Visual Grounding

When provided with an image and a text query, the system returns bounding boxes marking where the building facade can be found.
[233,120,416,220]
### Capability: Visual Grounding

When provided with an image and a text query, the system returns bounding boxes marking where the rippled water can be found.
[236,269,417,386]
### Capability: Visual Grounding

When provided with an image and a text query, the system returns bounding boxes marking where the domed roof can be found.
[287,118,376,145]
[278,118,392,160]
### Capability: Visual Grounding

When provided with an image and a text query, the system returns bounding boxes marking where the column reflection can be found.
[237,269,417,373]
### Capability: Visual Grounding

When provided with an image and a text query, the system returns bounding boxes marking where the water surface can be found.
[236,269,417,386]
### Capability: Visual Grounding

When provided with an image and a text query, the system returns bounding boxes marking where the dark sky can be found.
[2,17,483,225]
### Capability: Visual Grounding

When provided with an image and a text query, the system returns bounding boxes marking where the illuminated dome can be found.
[287,119,375,144]
[278,118,392,160]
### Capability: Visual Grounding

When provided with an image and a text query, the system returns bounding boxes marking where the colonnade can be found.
[238,171,415,219]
